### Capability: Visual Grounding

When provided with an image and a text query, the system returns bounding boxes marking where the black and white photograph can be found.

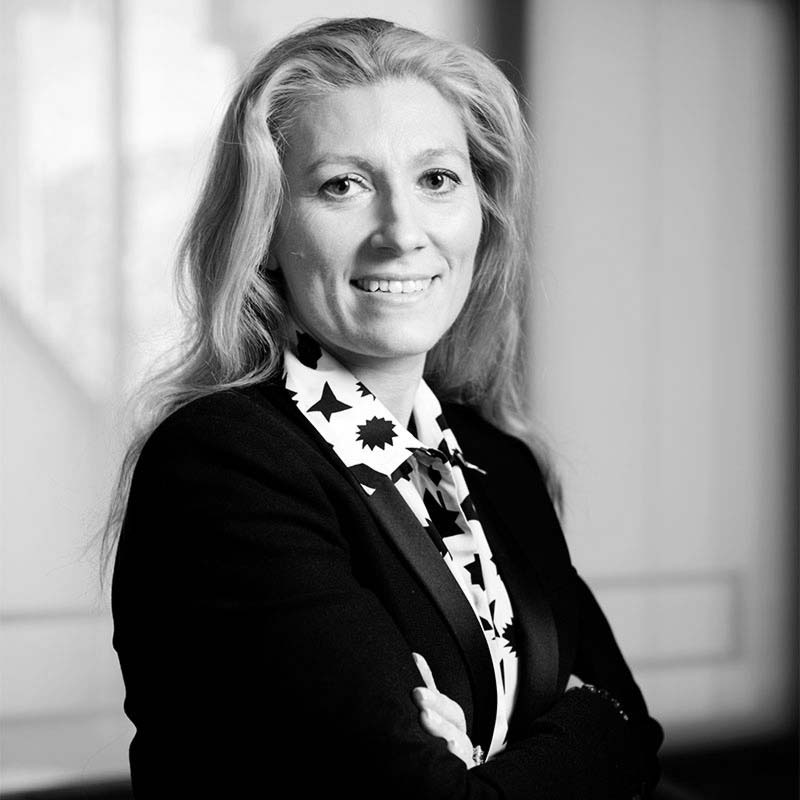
[1,1,798,798]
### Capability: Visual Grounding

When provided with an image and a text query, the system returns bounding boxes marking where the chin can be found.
[367,331,442,360]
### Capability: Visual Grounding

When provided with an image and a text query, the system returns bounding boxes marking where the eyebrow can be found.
[304,146,470,175]
[413,147,471,167]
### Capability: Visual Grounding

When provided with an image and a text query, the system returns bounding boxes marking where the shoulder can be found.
[443,401,565,544]
[133,380,330,489]
[122,381,350,548]
[442,401,549,484]
[148,381,292,437]
[142,381,304,455]
[113,384,354,607]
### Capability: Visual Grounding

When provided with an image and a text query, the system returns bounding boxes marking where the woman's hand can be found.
[411,652,479,769]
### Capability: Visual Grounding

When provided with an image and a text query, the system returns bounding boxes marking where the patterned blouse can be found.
[283,330,519,757]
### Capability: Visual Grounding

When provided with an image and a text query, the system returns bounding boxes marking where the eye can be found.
[319,174,368,199]
[420,169,461,193]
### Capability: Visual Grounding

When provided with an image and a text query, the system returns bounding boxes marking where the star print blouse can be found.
[282,330,519,758]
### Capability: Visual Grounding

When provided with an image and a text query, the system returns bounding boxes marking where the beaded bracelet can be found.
[471,745,486,767]
[574,683,630,722]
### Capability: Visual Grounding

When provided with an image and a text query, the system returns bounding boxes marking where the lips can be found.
[353,277,434,294]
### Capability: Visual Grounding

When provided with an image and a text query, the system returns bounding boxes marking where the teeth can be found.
[355,278,433,294]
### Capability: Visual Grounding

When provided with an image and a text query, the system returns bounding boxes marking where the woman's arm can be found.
[113,395,488,798]
[568,574,664,796]
[112,392,659,799]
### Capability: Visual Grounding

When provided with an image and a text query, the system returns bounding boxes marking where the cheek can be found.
[283,212,355,278]
[450,203,482,274]
[450,190,483,248]
[449,205,481,306]
[275,221,330,292]
[467,201,484,254]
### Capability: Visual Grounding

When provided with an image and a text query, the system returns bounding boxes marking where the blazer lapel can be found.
[265,385,497,752]
[364,475,497,753]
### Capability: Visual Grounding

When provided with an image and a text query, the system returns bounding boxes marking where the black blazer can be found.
[111,380,663,799]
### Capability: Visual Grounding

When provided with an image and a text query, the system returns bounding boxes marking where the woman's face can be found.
[272,78,483,375]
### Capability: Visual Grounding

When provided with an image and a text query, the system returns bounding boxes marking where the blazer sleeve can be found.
[453,414,662,799]
[487,569,663,799]
[111,392,659,799]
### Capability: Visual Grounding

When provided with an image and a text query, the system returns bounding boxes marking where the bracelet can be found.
[574,683,630,722]
[472,745,486,767]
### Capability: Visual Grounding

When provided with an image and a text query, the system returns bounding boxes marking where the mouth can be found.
[352,277,436,294]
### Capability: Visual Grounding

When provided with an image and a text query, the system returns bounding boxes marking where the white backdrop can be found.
[529,0,797,747]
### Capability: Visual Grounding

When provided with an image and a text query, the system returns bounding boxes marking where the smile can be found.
[353,277,434,294]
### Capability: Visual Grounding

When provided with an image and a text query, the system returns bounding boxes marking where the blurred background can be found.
[0,0,797,797]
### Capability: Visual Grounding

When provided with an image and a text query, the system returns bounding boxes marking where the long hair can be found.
[101,17,554,572]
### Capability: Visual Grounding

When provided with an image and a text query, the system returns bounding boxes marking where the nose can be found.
[369,188,428,255]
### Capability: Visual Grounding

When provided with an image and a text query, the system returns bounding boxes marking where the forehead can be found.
[282,79,470,167]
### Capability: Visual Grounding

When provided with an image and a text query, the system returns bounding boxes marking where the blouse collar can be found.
[282,328,485,487]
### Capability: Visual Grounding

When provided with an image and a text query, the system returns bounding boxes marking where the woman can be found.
[108,17,663,799]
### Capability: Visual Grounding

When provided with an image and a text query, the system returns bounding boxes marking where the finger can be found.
[411,652,438,692]
[433,692,467,732]
[412,687,467,733]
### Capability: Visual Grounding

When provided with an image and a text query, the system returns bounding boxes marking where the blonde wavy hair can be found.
[101,17,553,570]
